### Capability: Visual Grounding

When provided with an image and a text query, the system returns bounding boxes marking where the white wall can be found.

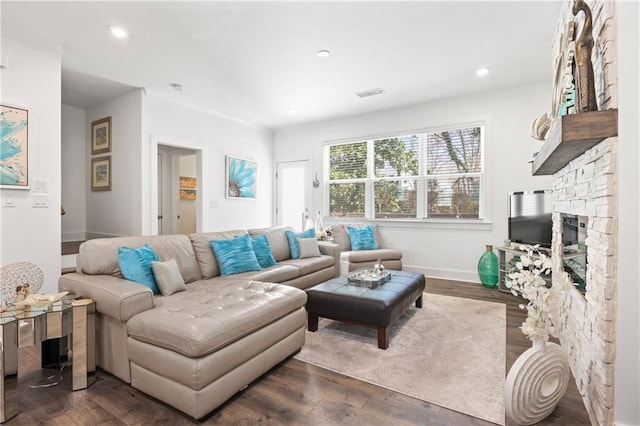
[86,90,143,237]
[142,93,273,233]
[0,37,61,294]
[274,85,553,281]
[61,104,86,241]
[615,1,640,424]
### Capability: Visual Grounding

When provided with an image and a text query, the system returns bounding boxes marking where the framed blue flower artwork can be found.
[0,104,29,189]
[226,155,257,199]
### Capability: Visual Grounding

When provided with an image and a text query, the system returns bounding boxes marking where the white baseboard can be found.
[403,264,480,284]
[85,232,122,240]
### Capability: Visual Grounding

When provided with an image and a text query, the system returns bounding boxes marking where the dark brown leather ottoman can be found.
[305,270,425,349]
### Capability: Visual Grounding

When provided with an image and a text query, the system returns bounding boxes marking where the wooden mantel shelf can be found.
[532,109,618,176]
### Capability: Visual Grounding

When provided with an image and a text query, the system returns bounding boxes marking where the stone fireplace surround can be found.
[549,1,617,425]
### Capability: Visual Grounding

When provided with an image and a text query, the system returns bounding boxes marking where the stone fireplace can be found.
[548,1,618,425]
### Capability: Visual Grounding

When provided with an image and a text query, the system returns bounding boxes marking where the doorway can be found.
[276,160,311,231]
[157,145,198,235]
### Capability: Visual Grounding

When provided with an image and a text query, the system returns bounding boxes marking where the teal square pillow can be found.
[251,234,277,268]
[347,225,379,250]
[210,234,262,276]
[118,244,161,294]
[285,228,316,259]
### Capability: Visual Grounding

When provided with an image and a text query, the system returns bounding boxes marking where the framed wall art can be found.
[180,189,196,200]
[0,104,29,189]
[91,116,111,155]
[91,155,111,191]
[179,176,196,188]
[226,155,256,199]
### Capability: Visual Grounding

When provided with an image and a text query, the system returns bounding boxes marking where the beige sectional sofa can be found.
[58,226,340,419]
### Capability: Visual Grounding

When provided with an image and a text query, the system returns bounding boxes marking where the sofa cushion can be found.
[247,227,292,262]
[285,228,316,259]
[77,235,202,283]
[118,244,161,294]
[281,255,335,276]
[297,237,321,259]
[347,225,379,250]
[251,234,277,268]
[151,258,186,296]
[126,279,307,358]
[189,230,247,279]
[330,223,384,252]
[210,234,262,276]
[224,264,300,283]
[340,248,403,263]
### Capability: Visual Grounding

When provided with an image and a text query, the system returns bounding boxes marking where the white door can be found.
[157,153,165,234]
[276,160,311,231]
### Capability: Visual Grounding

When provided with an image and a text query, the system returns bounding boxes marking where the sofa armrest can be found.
[59,273,154,322]
[318,241,341,277]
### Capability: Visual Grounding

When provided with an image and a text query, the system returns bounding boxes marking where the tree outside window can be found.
[326,125,483,220]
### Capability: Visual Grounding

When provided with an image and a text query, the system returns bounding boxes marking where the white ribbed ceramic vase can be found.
[504,338,570,425]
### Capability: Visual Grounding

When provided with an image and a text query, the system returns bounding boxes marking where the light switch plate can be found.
[3,193,15,207]
[32,194,48,208]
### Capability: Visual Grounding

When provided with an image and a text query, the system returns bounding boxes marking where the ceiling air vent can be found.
[355,87,385,98]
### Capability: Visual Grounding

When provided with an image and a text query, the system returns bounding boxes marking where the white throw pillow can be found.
[151,258,186,296]
[297,237,321,259]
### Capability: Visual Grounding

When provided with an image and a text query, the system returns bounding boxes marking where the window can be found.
[325,124,484,220]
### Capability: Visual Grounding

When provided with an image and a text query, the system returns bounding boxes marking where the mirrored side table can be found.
[0,297,95,423]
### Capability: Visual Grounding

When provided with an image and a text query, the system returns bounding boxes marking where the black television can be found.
[508,190,553,248]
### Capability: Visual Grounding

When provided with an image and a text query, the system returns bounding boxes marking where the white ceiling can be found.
[1,1,561,130]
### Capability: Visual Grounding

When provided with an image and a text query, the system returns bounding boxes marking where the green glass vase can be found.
[478,245,498,288]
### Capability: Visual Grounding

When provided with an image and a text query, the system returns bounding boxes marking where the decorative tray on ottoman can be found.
[347,269,391,288]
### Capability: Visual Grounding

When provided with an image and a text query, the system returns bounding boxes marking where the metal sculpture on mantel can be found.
[572,0,598,112]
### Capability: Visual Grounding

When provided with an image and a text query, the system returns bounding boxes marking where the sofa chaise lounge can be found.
[58,226,339,419]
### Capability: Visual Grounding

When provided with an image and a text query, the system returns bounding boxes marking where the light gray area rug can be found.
[295,293,506,425]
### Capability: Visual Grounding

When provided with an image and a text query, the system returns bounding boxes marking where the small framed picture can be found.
[91,116,111,155]
[91,156,111,191]
[180,189,196,200]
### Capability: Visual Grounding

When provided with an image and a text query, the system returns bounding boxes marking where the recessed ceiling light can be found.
[170,83,184,92]
[317,50,331,58]
[355,87,385,98]
[476,67,490,77]
[109,25,129,39]
[288,106,298,114]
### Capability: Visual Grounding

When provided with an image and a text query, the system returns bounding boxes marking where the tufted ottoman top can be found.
[126,279,307,358]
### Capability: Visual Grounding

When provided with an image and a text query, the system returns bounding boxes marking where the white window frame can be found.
[324,122,487,223]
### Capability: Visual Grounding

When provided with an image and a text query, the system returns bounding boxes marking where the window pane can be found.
[426,127,482,175]
[374,135,419,177]
[374,179,417,219]
[329,142,367,180]
[426,176,481,218]
[329,182,365,217]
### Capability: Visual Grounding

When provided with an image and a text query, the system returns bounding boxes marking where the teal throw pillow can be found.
[210,234,262,276]
[285,228,316,259]
[251,234,277,268]
[347,225,379,251]
[118,244,161,294]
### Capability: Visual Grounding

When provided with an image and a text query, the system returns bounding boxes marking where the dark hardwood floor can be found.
[7,278,590,425]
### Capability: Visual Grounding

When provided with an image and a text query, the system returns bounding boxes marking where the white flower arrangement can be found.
[505,245,562,343]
